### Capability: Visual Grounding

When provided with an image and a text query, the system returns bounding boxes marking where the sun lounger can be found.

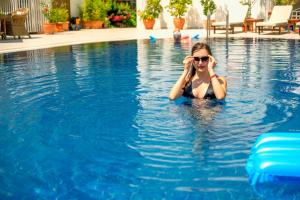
[256,6,293,34]
[211,5,249,34]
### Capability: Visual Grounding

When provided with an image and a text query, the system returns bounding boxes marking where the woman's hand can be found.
[208,55,217,70]
[183,56,194,71]
[182,55,194,82]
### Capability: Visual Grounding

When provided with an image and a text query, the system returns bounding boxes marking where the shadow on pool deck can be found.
[0,27,299,54]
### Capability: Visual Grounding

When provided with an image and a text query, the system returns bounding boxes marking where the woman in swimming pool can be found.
[169,42,227,100]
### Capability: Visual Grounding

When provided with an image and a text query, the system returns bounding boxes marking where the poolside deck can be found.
[0,27,300,54]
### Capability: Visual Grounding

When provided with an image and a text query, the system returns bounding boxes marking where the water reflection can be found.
[178,98,224,126]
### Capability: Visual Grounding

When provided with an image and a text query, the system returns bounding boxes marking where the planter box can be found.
[143,19,155,29]
[43,23,55,34]
[83,20,103,29]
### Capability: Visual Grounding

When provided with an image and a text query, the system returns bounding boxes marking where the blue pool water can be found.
[1,38,300,199]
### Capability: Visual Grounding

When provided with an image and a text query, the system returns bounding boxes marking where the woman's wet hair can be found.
[191,42,212,56]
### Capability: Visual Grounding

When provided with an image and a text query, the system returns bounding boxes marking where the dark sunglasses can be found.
[194,56,209,62]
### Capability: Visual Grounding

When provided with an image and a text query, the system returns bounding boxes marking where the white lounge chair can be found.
[211,5,249,34]
[256,5,293,34]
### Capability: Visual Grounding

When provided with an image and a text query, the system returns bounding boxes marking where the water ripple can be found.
[1,39,300,199]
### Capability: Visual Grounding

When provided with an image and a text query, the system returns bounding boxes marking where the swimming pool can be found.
[1,38,300,199]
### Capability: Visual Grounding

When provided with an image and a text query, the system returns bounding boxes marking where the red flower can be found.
[42,6,48,14]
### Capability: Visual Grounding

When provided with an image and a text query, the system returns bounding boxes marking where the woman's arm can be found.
[169,69,189,100]
[207,55,227,100]
[169,56,194,100]
[210,75,227,100]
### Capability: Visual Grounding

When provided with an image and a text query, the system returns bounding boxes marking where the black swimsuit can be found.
[182,81,216,99]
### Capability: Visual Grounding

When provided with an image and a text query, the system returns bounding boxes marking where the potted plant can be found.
[200,0,216,29]
[138,0,163,29]
[107,1,133,27]
[56,6,69,31]
[122,8,137,28]
[53,8,69,32]
[108,1,130,21]
[165,0,192,29]
[81,0,110,29]
[41,2,57,34]
[49,1,70,32]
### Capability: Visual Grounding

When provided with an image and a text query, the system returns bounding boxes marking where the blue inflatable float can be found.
[192,34,199,39]
[246,132,300,185]
[149,35,157,42]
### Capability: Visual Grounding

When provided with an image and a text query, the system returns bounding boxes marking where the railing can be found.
[0,0,51,33]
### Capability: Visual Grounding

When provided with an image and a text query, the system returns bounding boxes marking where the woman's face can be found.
[193,49,209,72]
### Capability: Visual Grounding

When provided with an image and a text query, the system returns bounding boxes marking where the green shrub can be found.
[123,8,137,27]
[82,0,110,21]
[165,0,192,18]
[272,0,295,5]
[200,0,216,16]
[139,0,163,20]
[57,8,69,22]
[41,1,69,23]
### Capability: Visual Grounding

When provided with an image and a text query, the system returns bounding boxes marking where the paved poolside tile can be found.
[0,28,299,54]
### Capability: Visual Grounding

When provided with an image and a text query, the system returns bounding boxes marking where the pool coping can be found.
[1,28,300,54]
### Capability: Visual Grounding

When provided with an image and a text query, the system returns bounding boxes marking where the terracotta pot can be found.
[143,19,155,29]
[43,23,55,34]
[83,20,103,29]
[173,18,185,30]
[55,23,64,32]
[91,20,103,29]
[62,21,69,31]
[83,21,92,29]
